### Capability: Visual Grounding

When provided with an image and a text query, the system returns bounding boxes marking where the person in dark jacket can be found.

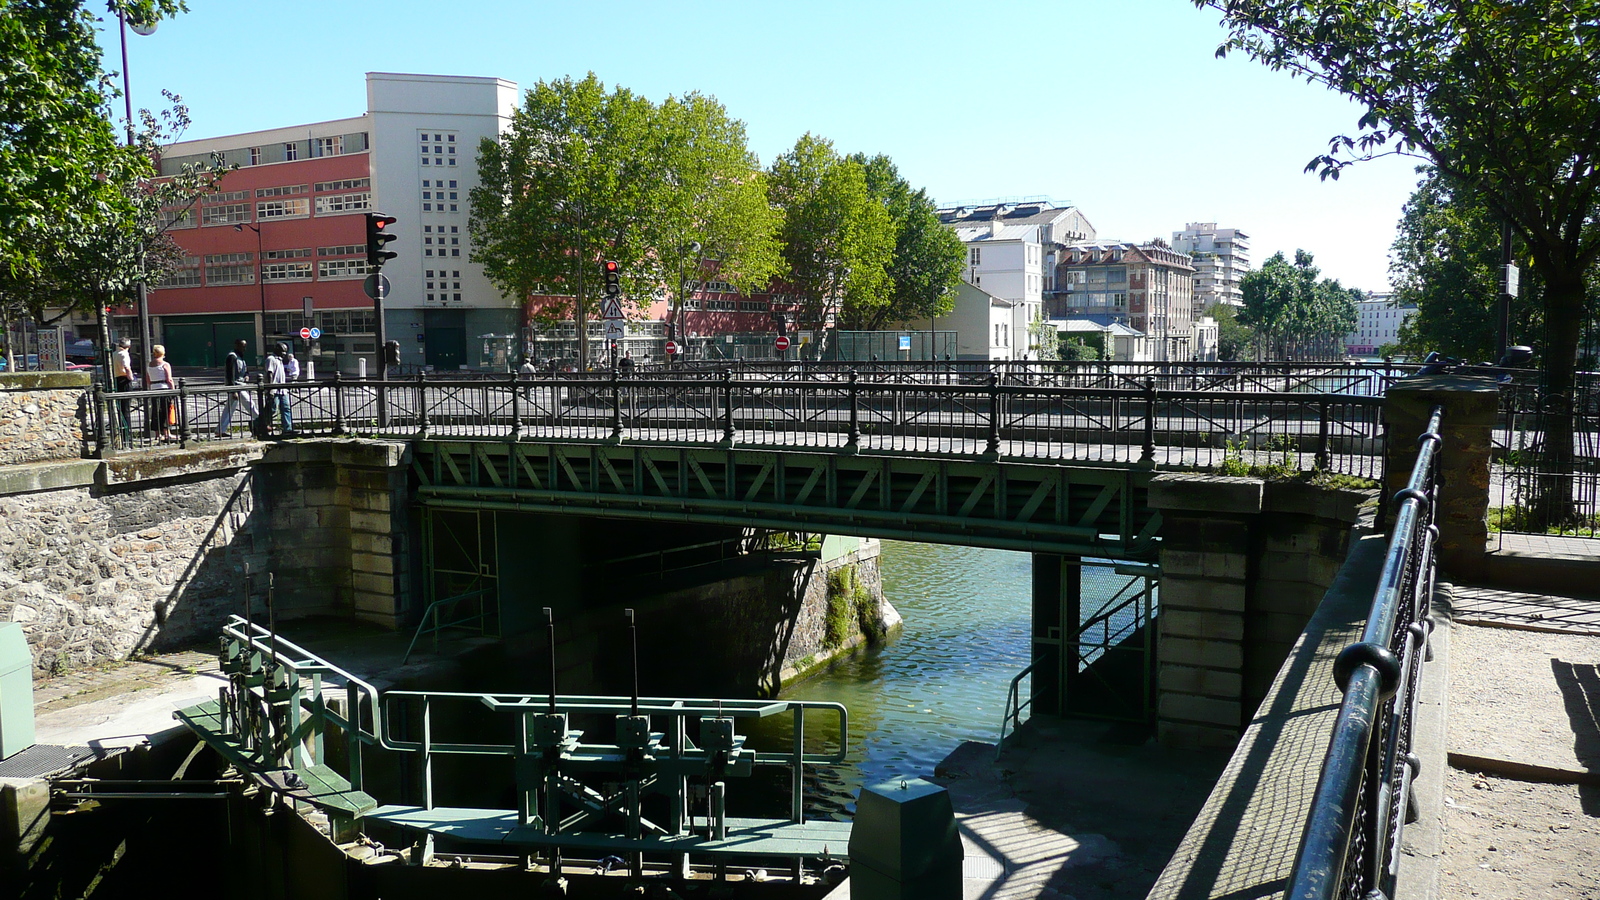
[215,340,260,438]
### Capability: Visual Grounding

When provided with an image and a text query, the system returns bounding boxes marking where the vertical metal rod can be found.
[847,369,861,448]
[986,373,1002,457]
[611,366,623,440]
[346,683,364,791]
[1141,377,1156,464]
[626,608,639,717]
[721,369,735,444]
[711,781,726,841]
[265,572,277,670]
[332,372,346,435]
[792,706,805,824]
[421,696,434,810]
[1318,399,1332,470]
[545,607,557,715]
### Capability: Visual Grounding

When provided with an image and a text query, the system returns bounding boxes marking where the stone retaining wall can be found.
[0,374,89,466]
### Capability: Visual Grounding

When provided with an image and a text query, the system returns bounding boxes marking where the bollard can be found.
[305,359,315,381]
[848,777,962,900]
[358,357,367,380]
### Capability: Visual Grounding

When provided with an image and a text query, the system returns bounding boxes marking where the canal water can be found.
[743,540,1143,820]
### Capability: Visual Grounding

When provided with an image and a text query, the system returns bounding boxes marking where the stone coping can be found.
[1147,526,1387,900]
[0,372,91,391]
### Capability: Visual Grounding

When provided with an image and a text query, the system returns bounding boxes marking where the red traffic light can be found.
[369,214,398,230]
[603,260,619,274]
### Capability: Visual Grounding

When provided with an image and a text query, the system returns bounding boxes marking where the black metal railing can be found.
[88,371,1388,478]
[1491,373,1600,539]
[1290,404,1443,899]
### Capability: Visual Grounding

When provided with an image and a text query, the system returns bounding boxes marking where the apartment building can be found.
[146,73,518,372]
[1345,292,1415,356]
[938,201,1097,359]
[1171,222,1250,316]
[1050,241,1196,361]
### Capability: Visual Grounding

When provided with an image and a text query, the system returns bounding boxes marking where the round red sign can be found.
[775,336,791,351]
[299,327,312,340]
[664,340,680,356]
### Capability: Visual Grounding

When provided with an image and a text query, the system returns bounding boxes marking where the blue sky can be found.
[97,0,1423,291]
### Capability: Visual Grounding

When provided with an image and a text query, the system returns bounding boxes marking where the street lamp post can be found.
[117,7,157,374]
[236,223,266,360]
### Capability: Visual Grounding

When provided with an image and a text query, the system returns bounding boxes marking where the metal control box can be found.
[0,623,36,760]
[700,717,738,752]
[849,777,962,900]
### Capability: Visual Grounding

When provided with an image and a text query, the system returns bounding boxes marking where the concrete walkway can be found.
[1425,580,1600,899]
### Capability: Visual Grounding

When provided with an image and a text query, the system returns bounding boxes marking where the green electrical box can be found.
[848,777,963,900]
[0,623,36,760]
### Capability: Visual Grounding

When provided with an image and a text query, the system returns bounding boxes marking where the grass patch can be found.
[824,564,883,649]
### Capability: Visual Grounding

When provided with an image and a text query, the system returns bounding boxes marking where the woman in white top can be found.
[145,344,175,441]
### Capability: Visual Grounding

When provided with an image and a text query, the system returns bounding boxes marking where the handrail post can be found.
[984,373,1001,459]
[332,371,347,436]
[609,365,623,443]
[846,369,861,453]
[92,384,108,458]
[719,368,735,448]
[511,374,524,439]
[1317,399,1332,470]
[176,378,190,447]
[1141,377,1156,465]
[416,373,430,438]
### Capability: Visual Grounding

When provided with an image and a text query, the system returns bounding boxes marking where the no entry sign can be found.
[299,327,312,340]
[664,340,680,356]
[775,336,791,351]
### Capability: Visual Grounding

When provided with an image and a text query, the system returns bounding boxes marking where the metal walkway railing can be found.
[1290,404,1444,898]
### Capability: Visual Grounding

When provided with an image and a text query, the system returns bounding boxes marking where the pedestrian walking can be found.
[112,337,134,439]
[215,339,259,438]
[266,343,295,437]
[619,352,636,377]
[519,356,537,377]
[144,344,175,442]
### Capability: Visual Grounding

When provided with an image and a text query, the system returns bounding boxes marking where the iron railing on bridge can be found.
[1290,404,1443,899]
[88,371,1389,479]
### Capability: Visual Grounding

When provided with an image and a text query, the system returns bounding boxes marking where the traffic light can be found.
[383,340,401,367]
[366,213,399,267]
[601,260,621,299]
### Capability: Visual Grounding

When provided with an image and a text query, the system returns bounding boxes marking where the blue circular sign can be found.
[309,327,322,340]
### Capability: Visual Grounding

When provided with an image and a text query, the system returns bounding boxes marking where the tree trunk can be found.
[1530,265,1587,527]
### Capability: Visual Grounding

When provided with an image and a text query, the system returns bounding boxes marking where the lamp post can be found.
[117,6,157,374]
[235,223,266,360]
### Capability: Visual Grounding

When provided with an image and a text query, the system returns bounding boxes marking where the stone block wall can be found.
[1151,475,1373,749]
[0,374,89,466]
[1,439,411,676]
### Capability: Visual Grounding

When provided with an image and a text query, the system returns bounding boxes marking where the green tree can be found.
[1195,0,1600,517]
[0,0,184,280]
[1390,169,1545,362]
[1209,302,1254,361]
[845,153,963,330]
[470,74,658,367]
[1239,251,1358,360]
[646,93,783,343]
[766,134,894,352]
[1059,336,1101,361]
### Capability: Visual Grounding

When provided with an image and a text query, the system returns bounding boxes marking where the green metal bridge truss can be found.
[411,440,1162,560]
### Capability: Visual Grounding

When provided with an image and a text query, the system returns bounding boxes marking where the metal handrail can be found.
[401,587,494,664]
[1289,404,1443,899]
[997,648,1053,760]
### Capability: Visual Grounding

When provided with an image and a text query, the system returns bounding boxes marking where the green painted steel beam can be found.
[412,441,1161,559]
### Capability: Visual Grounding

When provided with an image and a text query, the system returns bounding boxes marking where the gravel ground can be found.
[1439,767,1600,899]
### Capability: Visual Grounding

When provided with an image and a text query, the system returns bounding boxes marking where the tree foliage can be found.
[0,0,184,279]
[1390,169,1545,362]
[766,134,894,346]
[470,74,782,365]
[1208,302,1254,361]
[844,153,963,331]
[1195,0,1600,509]
[1238,250,1359,360]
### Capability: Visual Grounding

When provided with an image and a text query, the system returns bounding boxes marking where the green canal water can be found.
[745,539,1035,818]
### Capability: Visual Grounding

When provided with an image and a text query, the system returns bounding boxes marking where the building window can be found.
[314,192,371,214]
[159,260,201,288]
[263,248,312,260]
[262,262,313,282]
[255,185,307,198]
[248,147,261,166]
[317,259,366,279]
[317,244,364,257]
[284,142,299,162]
[314,178,370,192]
[970,247,981,265]
[205,264,255,286]
[160,205,196,230]
[201,203,250,226]
[257,198,310,220]
[313,136,343,157]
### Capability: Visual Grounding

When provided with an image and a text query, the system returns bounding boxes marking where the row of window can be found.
[681,299,769,312]
[247,136,345,166]
[160,257,371,288]
[420,131,457,168]
[164,192,373,229]
[424,269,461,303]
[264,309,376,337]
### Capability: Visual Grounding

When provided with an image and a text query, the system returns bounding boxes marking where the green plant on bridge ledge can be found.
[1217,434,1316,481]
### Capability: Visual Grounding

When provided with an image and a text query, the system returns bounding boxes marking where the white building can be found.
[1171,222,1250,316]
[1192,315,1219,361]
[1345,292,1415,357]
[153,72,519,372]
[938,202,1097,359]
[899,280,1015,360]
